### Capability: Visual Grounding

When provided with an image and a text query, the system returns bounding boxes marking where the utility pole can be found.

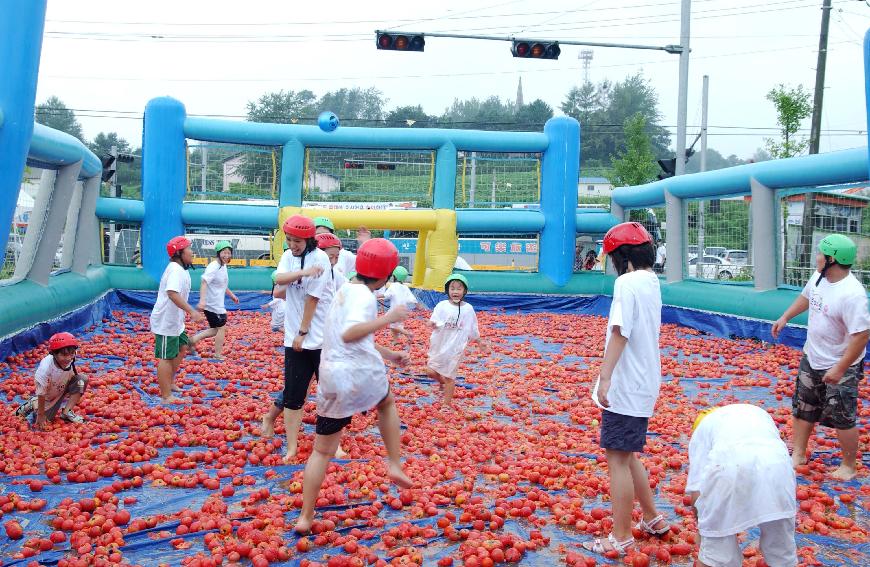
[697,75,709,259]
[798,0,831,277]
[108,145,118,264]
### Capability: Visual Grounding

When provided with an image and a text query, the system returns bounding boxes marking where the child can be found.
[583,222,669,556]
[293,239,412,534]
[314,216,357,276]
[15,332,87,428]
[381,265,417,340]
[688,404,797,567]
[192,240,239,359]
[263,278,287,332]
[150,236,204,404]
[772,233,870,480]
[315,232,349,292]
[260,215,339,461]
[424,273,488,406]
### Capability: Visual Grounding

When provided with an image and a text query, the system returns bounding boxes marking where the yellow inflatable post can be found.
[276,207,456,290]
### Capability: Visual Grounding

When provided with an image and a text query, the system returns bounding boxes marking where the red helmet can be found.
[282,214,316,238]
[603,222,653,255]
[355,238,399,279]
[166,236,191,258]
[315,233,342,250]
[48,332,79,351]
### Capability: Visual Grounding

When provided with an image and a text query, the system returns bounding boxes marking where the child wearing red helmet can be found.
[260,215,342,462]
[14,333,88,428]
[583,222,670,557]
[150,236,205,404]
[294,238,413,534]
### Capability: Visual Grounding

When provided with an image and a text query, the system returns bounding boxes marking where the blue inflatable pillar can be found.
[434,142,457,209]
[142,97,187,282]
[0,0,47,257]
[865,29,870,177]
[281,139,305,207]
[540,117,580,286]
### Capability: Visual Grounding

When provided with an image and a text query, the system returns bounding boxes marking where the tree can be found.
[514,99,553,131]
[34,96,84,141]
[246,90,317,124]
[609,113,658,187]
[560,74,669,169]
[764,84,812,158]
[385,105,431,127]
[440,96,516,130]
[88,132,130,158]
[315,87,387,126]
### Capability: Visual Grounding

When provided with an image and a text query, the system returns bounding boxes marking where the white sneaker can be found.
[14,398,35,419]
[60,410,84,423]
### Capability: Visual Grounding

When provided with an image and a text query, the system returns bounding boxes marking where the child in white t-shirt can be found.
[15,333,88,428]
[688,404,797,567]
[424,273,488,406]
[192,240,239,360]
[381,265,417,340]
[772,233,870,481]
[294,239,412,534]
[263,280,287,332]
[150,237,204,404]
[583,222,670,557]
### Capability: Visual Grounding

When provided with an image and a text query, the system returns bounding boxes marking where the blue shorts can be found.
[599,410,649,452]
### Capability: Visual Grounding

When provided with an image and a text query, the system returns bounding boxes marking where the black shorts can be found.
[314,389,391,436]
[204,310,228,329]
[274,347,320,410]
[792,354,861,429]
[599,410,649,452]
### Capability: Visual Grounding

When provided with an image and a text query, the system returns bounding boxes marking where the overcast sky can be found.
[35,0,870,159]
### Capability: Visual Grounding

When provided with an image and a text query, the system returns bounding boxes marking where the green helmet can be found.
[215,240,233,254]
[393,266,409,282]
[271,270,278,284]
[346,271,357,280]
[313,216,335,231]
[818,234,857,266]
[444,273,469,292]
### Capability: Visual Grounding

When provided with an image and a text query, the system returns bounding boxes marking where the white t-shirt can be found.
[201,260,229,314]
[35,355,77,408]
[150,262,192,336]
[317,283,388,418]
[655,245,666,265]
[277,248,333,350]
[338,249,356,276]
[687,404,796,537]
[427,300,480,379]
[592,270,662,418]
[333,269,349,291]
[801,271,870,370]
[384,282,418,310]
[267,297,285,331]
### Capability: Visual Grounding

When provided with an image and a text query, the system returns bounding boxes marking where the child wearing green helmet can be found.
[379,265,418,341]
[192,240,239,360]
[772,233,869,481]
[313,216,371,276]
[424,273,489,406]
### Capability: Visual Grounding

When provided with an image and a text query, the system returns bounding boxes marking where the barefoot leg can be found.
[295,431,342,534]
[377,392,412,489]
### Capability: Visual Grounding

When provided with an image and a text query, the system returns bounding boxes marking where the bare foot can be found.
[171,384,183,393]
[830,464,857,481]
[792,453,807,469]
[283,445,298,463]
[213,355,224,361]
[161,396,188,405]
[335,446,349,459]
[260,414,275,438]
[388,463,413,489]
[294,512,314,534]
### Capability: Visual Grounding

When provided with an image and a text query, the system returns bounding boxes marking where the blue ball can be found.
[318,111,339,132]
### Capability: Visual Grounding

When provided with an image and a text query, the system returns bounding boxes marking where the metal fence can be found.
[455,152,540,209]
[779,189,870,287]
[101,222,141,266]
[304,149,435,207]
[186,142,279,201]
[686,197,753,282]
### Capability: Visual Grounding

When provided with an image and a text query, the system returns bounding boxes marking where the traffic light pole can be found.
[375,30,683,55]
[108,145,118,264]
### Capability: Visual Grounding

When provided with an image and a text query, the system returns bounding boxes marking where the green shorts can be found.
[154,332,190,360]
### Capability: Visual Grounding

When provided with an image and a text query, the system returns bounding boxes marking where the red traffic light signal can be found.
[376,32,425,52]
[512,39,560,60]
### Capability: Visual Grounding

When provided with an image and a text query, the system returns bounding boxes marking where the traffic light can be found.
[376,163,396,171]
[376,32,425,52]
[344,161,364,169]
[101,154,117,183]
[657,158,676,180]
[511,40,560,60]
[117,153,135,164]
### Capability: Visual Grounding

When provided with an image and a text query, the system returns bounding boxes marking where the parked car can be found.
[703,246,727,258]
[688,255,743,280]
[722,249,748,265]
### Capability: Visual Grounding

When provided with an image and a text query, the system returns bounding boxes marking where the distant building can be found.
[785,189,867,234]
[221,155,339,194]
[578,177,613,197]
